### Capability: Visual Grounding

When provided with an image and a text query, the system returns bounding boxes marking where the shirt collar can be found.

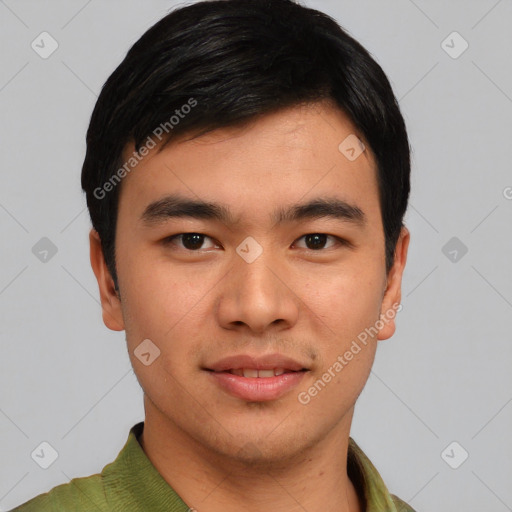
[103,422,405,511]
[347,437,405,511]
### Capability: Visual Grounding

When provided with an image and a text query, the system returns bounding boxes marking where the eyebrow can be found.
[140,193,366,227]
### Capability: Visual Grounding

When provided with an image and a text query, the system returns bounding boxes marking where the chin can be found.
[200,424,318,469]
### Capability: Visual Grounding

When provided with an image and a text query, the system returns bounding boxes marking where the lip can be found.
[204,354,308,402]
[206,354,307,372]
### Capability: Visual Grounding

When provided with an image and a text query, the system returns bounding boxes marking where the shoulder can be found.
[10,473,108,512]
[391,493,417,512]
[11,423,147,512]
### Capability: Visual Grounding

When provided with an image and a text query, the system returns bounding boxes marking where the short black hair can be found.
[81,0,410,289]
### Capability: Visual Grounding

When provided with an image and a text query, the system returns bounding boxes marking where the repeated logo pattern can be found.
[0,1,510,510]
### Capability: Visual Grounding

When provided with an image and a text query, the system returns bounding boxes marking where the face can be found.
[91,101,409,464]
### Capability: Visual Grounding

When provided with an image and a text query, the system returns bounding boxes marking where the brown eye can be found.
[305,234,328,250]
[163,233,217,251]
[295,233,342,251]
[181,233,205,250]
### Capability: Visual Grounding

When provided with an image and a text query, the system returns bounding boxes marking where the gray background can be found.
[1,0,511,510]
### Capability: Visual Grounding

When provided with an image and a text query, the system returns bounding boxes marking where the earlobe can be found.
[89,229,125,331]
[377,226,410,341]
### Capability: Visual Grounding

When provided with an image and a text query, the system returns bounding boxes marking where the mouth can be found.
[204,354,309,402]
[218,368,300,378]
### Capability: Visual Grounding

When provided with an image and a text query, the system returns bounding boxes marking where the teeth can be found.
[229,368,288,378]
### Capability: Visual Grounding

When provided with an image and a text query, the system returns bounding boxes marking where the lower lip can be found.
[208,371,306,402]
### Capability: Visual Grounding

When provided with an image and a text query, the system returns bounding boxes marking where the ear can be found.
[377,226,410,341]
[89,229,125,331]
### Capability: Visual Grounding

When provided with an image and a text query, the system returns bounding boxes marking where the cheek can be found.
[298,276,382,415]
[119,266,215,405]
[302,268,384,343]
[118,248,207,342]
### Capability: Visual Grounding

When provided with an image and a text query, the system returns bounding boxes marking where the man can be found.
[12,0,414,510]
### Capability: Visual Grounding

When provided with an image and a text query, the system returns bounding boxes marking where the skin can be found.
[90,101,409,512]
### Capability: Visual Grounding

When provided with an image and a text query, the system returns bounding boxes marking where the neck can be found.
[140,396,362,512]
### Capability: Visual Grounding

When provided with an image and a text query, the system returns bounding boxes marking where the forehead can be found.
[117,102,381,229]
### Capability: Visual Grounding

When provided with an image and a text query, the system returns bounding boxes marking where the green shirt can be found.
[11,423,416,511]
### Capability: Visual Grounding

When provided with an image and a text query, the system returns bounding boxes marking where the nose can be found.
[215,249,300,335]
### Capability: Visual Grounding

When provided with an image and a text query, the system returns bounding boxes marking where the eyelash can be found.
[162,233,349,252]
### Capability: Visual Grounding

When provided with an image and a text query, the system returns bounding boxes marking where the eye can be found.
[162,233,219,251]
[293,233,346,251]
